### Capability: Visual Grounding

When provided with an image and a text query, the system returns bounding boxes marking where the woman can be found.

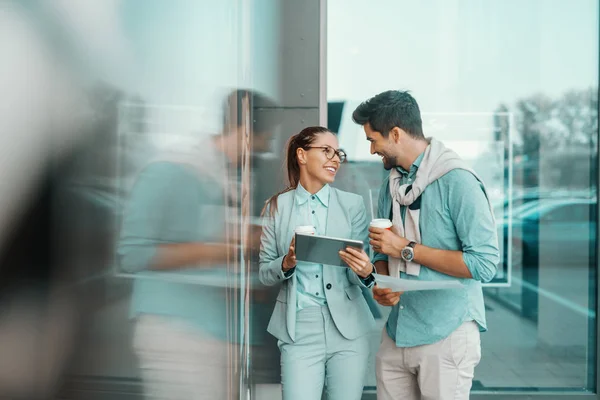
[259,126,376,400]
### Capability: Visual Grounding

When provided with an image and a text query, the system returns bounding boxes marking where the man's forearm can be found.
[151,243,233,271]
[412,244,472,279]
[374,260,389,276]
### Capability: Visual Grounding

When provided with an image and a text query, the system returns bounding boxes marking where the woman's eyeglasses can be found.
[305,146,347,163]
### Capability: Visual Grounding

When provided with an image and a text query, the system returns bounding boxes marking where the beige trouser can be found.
[375,321,481,400]
[133,315,234,400]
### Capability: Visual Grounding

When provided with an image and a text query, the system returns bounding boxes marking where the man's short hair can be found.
[352,90,424,139]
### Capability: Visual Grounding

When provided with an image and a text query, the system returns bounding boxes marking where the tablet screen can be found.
[295,233,364,267]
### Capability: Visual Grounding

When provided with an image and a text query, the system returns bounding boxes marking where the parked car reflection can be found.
[493,189,597,220]
[500,197,597,270]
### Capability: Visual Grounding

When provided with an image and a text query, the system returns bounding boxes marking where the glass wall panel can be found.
[0,1,280,398]
[328,0,598,393]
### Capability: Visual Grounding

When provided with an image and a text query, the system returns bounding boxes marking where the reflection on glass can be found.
[328,0,598,393]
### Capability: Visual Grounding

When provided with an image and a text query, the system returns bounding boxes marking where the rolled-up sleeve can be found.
[372,252,389,264]
[448,170,500,282]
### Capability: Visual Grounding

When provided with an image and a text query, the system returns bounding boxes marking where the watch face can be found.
[401,247,414,261]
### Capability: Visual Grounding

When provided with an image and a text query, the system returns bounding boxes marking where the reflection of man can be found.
[352,90,499,400]
[117,89,277,399]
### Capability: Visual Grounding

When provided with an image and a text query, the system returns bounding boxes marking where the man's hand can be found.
[369,226,407,258]
[282,236,296,272]
[372,284,402,306]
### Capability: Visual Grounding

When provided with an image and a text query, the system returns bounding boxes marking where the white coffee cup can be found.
[295,225,316,235]
[370,219,392,230]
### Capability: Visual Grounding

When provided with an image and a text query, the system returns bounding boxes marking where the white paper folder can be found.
[373,273,464,292]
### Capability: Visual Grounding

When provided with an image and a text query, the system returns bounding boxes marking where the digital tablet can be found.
[295,233,364,267]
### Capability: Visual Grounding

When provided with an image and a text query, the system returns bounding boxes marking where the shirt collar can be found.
[295,183,330,207]
[395,151,424,177]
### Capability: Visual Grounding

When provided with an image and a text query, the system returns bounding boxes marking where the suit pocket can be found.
[345,285,362,300]
[276,288,287,303]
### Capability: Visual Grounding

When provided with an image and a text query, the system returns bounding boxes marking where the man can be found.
[352,90,499,400]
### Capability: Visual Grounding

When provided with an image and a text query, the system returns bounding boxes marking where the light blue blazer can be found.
[259,187,376,343]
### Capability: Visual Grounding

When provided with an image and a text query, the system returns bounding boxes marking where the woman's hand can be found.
[282,236,297,272]
[338,247,373,278]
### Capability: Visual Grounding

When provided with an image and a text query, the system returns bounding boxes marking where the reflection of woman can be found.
[259,126,376,400]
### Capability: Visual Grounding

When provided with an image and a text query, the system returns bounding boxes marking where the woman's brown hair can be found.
[261,126,332,217]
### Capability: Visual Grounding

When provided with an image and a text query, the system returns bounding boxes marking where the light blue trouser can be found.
[278,305,370,400]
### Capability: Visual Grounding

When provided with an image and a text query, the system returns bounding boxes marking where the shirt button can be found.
[400,305,404,310]
[311,196,315,200]
[316,292,319,296]
[326,283,332,290]
[311,210,315,214]
[315,275,319,278]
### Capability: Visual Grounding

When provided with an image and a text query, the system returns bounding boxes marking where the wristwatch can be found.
[401,241,417,262]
